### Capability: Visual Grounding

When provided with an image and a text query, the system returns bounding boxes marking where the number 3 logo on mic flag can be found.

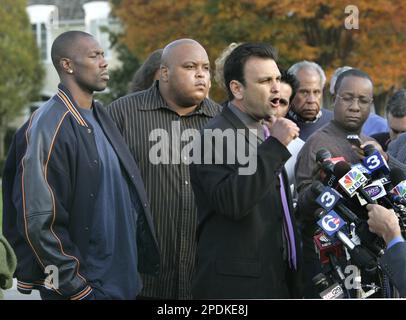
[316,186,342,211]
[317,210,346,237]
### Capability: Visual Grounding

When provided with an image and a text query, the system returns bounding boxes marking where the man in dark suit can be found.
[190,43,302,299]
[367,204,406,297]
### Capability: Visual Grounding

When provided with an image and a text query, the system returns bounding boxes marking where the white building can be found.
[10,1,120,128]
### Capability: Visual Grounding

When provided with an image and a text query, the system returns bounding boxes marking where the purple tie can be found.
[263,125,297,270]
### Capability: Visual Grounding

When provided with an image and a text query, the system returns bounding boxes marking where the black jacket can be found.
[380,241,406,297]
[2,85,159,299]
[190,105,303,299]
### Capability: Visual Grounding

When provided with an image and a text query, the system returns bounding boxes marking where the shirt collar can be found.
[288,109,323,123]
[228,102,264,140]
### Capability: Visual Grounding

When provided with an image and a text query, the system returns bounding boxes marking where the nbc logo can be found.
[393,184,406,198]
[339,168,367,196]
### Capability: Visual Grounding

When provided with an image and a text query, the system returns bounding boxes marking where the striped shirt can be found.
[107,81,222,299]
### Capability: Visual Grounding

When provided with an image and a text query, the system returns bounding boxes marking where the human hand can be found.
[366,204,401,245]
[268,116,300,146]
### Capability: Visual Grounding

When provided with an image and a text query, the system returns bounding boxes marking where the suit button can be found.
[93,160,98,165]
[87,128,92,134]
[144,203,147,208]
[90,193,94,198]
[85,227,89,231]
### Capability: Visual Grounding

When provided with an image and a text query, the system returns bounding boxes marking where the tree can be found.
[0,0,44,161]
[112,0,406,109]
[94,30,140,105]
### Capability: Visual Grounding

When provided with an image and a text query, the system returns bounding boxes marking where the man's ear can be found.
[229,80,244,100]
[60,58,73,74]
[160,65,169,82]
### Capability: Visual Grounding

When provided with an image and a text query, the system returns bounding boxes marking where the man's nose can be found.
[307,92,318,103]
[271,81,280,93]
[100,56,108,69]
[195,66,207,78]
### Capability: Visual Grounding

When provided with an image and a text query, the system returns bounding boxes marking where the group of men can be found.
[2,31,406,300]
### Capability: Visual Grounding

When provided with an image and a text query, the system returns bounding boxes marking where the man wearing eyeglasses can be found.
[294,68,406,298]
[294,68,377,298]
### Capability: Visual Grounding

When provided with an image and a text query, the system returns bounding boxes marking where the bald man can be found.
[108,39,222,299]
[2,31,159,300]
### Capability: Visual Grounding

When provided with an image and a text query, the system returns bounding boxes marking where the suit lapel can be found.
[222,104,260,148]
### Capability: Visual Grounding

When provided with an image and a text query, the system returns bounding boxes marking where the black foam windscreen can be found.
[333,161,352,179]
[316,148,332,164]
[389,167,406,186]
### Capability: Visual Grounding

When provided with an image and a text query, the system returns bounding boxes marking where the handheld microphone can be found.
[313,232,344,265]
[336,161,377,204]
[315,149,348,189]
[384,168,406,205]
[316,209,377,273]
[312,273,345,299]
[316,148,332,165]
[362,144,390,179]
[312,181,361,224]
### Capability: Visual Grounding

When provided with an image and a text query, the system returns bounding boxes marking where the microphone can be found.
[389,168,406,186]
[316,148,332,165]
[376,168,406,206]
[313,232,344,265]
[316,149,347,187]
[312,181,361,224]
[362,144,390,181]
[390,181,406,205]
[336,161,377,204]
[312,273,345,299]
[315,209,377,273]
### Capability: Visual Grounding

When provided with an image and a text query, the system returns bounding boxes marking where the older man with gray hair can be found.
[287,61,333,141]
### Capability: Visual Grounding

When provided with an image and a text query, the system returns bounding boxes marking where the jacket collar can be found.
[55,83,91,127]
[222,103,261,147]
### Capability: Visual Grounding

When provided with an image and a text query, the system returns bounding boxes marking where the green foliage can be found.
[0,0,44,122]
[95,31,140,105]
[112,0,406,104]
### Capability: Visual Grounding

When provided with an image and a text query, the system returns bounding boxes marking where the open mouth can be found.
[100,73,110,81]
[270,98,280,108]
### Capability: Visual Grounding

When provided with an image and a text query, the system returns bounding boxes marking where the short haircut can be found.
[51,30,93,73]
[130,48,163,93]
[223,43,278,100]
[288,60,326,89]
[329,66,353,94]
[281,70,299,103]
[386,89,406,117]
[334,68,373,94]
